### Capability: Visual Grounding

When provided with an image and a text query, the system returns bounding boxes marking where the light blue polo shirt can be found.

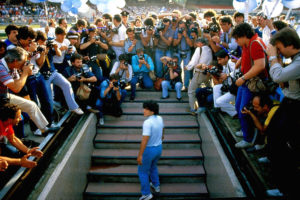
[142,115,164,147]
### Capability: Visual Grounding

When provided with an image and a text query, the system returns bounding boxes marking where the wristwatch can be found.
[241,75,246,81]
[219,41,223,46]
[268,56,277,62]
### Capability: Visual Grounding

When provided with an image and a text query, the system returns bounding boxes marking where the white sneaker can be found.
[98,118,104,126]
[266,189,283,197]
[235,130,243,137]
[139,193,153,200]
[254,144,265,151]
[150,182,160,193]
[33,129,43,136]
[258,156,270,163]
[235,140,253,149]
[72,108,84,115]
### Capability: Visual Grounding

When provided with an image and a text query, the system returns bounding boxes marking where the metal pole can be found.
[245,0,249,23]
[285,8,292,21]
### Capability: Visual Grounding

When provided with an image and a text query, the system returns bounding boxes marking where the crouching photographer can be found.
[63,54,100,114]
[98,74,127,125]
[160,56,183,100]
[130,48,154,101]
[212,50,239,117]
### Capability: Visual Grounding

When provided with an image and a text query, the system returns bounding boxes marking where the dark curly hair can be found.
[0,103,20,121]
[143,100,159,115]
[231,22,255,39]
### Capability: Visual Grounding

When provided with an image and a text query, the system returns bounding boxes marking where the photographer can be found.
[173,19,193,90]
[141,17,155,62]
[110,53,133,88]
[186,37,213,114]
[124,28,143,62]
[36,31,84,117]
[80,25,107,84]
[64,53,100,114]
[154,18,174,78]
[160,56,183,100]
[99,74,127,119]
[130,48,154,101]
[213,50,237,117]
[266,27,300,198]
[108,14,127,62]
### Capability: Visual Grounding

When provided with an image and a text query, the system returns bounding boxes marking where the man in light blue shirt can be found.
[130,48,154,101]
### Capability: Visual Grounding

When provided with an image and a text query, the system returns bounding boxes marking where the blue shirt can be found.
[100,79,121,99]
[173,28,191,51]
[143,115,164,147]
[0,58,13,95]
[124,38,143,54]
[131,54,154,73]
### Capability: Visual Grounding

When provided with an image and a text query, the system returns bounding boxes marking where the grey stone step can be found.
[101,120,198,129]
[92,149,203,165]
[94,134,201,149]
[84,182,208,200]
[122,102,190,108]
[88,165,206,183]
[97,128,199,135]
[104,114,196,121]
[122,107,190,115]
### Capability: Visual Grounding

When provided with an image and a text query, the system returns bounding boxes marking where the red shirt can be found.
[0,120,14,137]
[241,34,267,75]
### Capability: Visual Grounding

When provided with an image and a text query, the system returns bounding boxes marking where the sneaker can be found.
[86,106,100,114]
[161,95,169,99]
[43,126,60,135]
[33,129,43,136]
[72,108,84,115]
[254,144,265,151]
[150,182,160,193]
[139,193,153,200]
[258,156,270,163]
[98,118,104,126]
[235,140,253,149]
[266,189,283,197]
[235,130,243,137]
[176,97,182,101]
[196,107,206,114]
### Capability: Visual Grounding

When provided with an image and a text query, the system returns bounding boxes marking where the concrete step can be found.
[125,91,189,103]
[84,182,209,200]
[104,114,196,121]
[88,164,206,183]
[91,149,203,165]
[97,128,199,135]
[100,120,198,129]
[122,102,190,108]
[122,107,190,115]
[94,134,201,149]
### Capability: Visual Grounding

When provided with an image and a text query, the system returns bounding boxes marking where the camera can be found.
[167,60,177,68]
[76,72,82,80]
[41,70,52,80]
[221,71,243,94]
[113,81,119,88]
[119,79,126,89]
[37,46,45,53]
[154,23,165,38]
[138,54,144,60]
[178,27,184,34]
[186,19,192,28]
[203,28,210,34]
[190,27,198,34]
[203,66,221,77]
[123,61,129,67]
[172,17,177,23]
[112,27,119,34]
[46,39,54,48]
[90,55,97,62]
[179,51,187,59]
[146,25,154,31]
[134,27,144,40]
[244,104,255,113]
[94,36,101,41]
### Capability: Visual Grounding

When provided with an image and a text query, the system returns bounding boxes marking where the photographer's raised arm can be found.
[80,38,95,50]
[53,43,62,57]
[109,40,125,47]
[7,64,32,93]
[169,68,178,80]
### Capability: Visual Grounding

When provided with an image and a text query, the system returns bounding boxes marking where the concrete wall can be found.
[36,114,97,200]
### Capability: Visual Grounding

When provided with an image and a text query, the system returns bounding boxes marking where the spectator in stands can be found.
[173,19,193,90]
[232,23,267,149]
[109,14,126,61]
[186,37,213,114]
[4,24,18,48]
[120,10,130,29]
[233,12,244,25]
[212,50,237,117]
[266,27,300,198]
[35,31,84,116]
[154,18,173,78]
[0,47,58,135]
[130,48,154,101]
[160,56,183,100]
[64,53,100,114]
[99,74,127,118]
[138,100,163,200]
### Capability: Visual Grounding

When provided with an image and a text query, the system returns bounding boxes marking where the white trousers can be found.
[213,84,237,117]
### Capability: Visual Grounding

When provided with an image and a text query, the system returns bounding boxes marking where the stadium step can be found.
[124,91,189,103]
[83,90,208,199]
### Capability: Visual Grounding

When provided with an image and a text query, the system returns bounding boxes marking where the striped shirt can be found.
[0,58,13,95]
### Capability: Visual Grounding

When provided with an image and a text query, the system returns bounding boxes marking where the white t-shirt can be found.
[111,24,126,58]
[142,115,164,147]
[53,39,70,64]
[110,61,133,83]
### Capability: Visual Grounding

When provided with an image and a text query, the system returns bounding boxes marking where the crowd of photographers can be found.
[0,6,299,198]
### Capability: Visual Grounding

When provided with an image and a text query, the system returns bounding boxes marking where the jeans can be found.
[175,51,192,87]
[196,87,213,107]
[161,80,182,98]
[130,72,153,97]
[27,74,53,124]
[45,71,79,111]
[155,48,171,78]
[235,85,254,142]
[138,145,162,195]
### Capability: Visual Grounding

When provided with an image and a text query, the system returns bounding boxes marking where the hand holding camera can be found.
[22,61,33,76]
[212,36,220,44]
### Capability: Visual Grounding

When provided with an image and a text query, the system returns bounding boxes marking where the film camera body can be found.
[167,60,177,68]
[154,22,165,38]
[203,17,220,33]
[202,66,222,77]
[134,27,144,40]
[221,71,243,95]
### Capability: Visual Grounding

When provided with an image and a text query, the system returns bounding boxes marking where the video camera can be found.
[138,54,144,60]
[46,39,54,48]
[94,36,101,41]
[134,27,144,40]
[203,17,220,33]
[154,22,165,38]
[178,27,184,34]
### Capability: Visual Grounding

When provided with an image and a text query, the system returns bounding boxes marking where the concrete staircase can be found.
[83,91,209,200]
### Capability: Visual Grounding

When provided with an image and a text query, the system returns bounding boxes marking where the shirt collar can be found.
[1,58,10,72]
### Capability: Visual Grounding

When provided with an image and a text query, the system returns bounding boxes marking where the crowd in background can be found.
[0,2,299,199]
